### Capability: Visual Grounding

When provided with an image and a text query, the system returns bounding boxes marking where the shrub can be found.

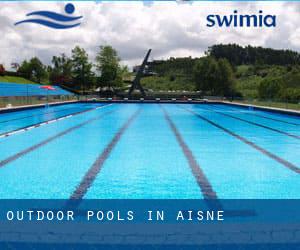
[169,75,176,82]
[279,88,300,103]
[258,78,283,99]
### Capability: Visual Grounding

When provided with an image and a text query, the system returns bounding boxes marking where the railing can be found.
[0,95,78,109]
[230,97,300,111]
[1,93,299,112]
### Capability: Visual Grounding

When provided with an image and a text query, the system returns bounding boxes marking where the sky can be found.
[0,1,300,70]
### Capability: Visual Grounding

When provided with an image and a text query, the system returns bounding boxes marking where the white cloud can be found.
[0,1,300,70]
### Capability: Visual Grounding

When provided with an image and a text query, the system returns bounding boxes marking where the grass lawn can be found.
[0,76,37,84]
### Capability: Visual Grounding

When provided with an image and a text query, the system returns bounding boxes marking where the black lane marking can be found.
[70,108,141,200]
[160,105,221,207]
[214,105,300,126]
[203,106,300,140]
[0,109,116,168]
[0,104,107,138]
[0,104,90,124]
[180,106,300,174]
[251,113,300,126]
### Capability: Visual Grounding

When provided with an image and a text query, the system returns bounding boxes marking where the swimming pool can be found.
[0,103,298,199]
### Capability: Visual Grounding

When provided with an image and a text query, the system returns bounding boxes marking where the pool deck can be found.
[0,99,299,117]
[223,101,300,117]
[82,99,300,117]
[0,100,78,114]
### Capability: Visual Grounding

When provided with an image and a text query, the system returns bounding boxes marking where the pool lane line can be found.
[70,108,141,200]
[160,105,222,208]
[0,104,106,138]
[0,104,92,124]
[202,106,300,140]
[0,108,116,168]
[251,113,300,126]
[0,104,112,139]
[179,106,300,174]
[213,105,300,126]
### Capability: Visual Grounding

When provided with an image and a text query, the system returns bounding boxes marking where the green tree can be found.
[49,54,73,85]
[193,57,218,94]
[208,44,300,66]
[258,78,283,99]
[193,57,235,96]
[215,58,235,96]
[29,57,47,83]
[95,45,122,88]
[18,58,47,83]
[71,46,94,91]
[18,60,32,79]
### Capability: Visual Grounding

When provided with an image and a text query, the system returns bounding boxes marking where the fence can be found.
[0,82,77,108]
[231,97,300,111]
[0,86,299,112]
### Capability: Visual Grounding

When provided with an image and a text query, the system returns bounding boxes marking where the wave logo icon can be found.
[15,3,82,29]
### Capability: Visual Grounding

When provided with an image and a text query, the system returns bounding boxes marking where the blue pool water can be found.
[0,103,298,199]
[0,103,103,136]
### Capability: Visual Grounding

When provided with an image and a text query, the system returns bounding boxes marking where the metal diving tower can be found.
[128,49,152,98]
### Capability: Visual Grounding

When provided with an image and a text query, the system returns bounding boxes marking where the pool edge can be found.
[1,99,299,117]
[222,101,300,117]
[0,100,79,114]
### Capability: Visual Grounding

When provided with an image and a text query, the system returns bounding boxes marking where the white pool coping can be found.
[0,100,78,112]
[223,101,300,116]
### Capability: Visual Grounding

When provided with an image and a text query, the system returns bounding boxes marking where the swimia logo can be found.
[15,3,82,29]
[206,10,276,28]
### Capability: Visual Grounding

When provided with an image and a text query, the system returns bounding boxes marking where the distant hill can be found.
[208,44,300,66]
[235,64,300,101]
[143,45,300,102]
[143,57,197,91]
